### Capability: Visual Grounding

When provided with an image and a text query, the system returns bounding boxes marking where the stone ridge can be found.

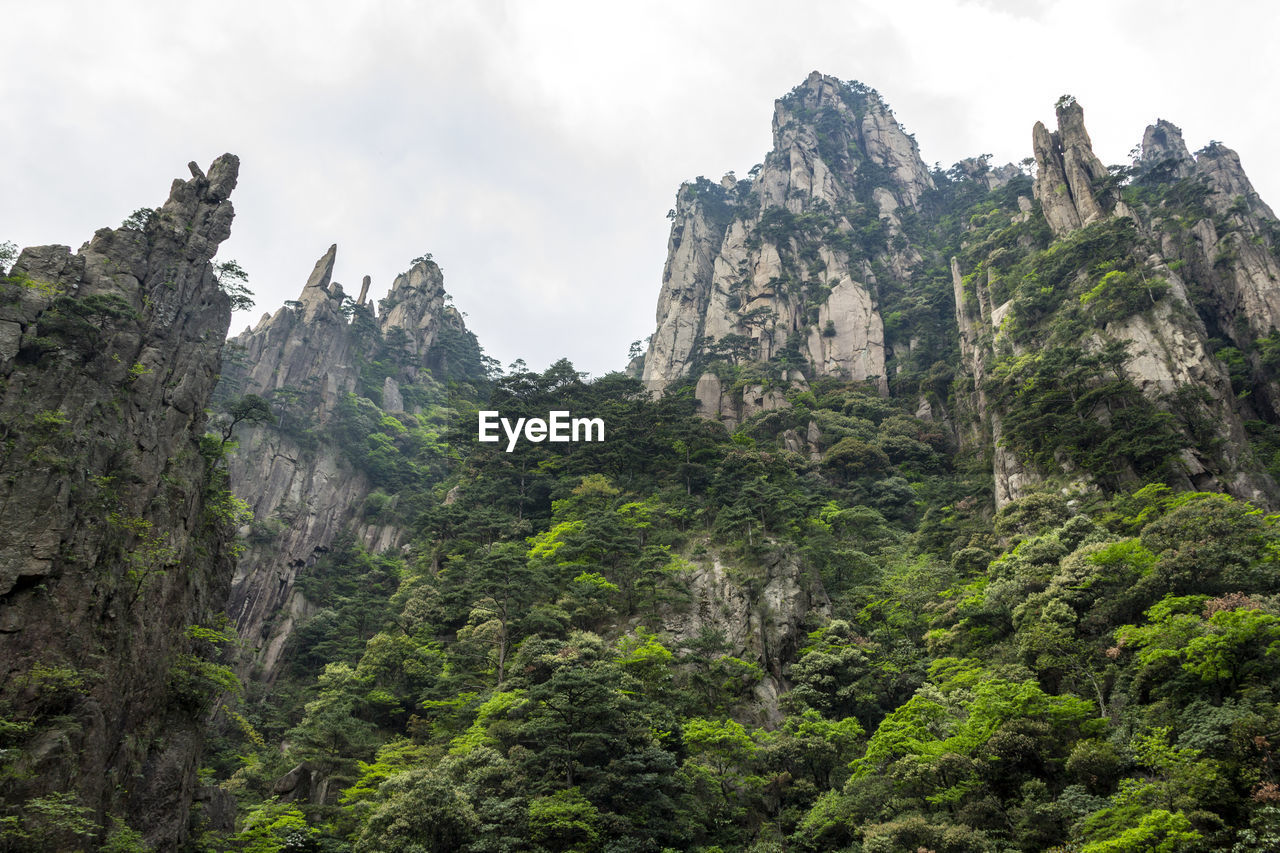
[221,247,466,682]
[0,155,240,847]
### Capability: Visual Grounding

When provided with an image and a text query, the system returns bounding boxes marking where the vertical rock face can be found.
[951,258,1042,506]
[643,72,933,414]
[0,156,240,847]
[1032,98,1112,236]
[1137,130,1280,431]
[955,99,1280,506]
[661,546,829,724]
[1174,141,1280,344]
[1139,119,1194,180]
[220,249,472,681]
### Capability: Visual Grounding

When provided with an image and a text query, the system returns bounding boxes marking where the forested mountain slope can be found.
[197,75,1280,852]
[217,245,485,682]
[7,71,1280,853]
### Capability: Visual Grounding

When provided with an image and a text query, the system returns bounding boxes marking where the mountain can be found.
[641,72,1280,510]
[0,157,242,849]
[9,72,1280,852]
[186,75,1280,853]
[643,71,935,412]
[217,246,485,682]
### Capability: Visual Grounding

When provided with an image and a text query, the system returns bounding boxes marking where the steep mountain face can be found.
[643,71,935,425]
[218,248,482,681]
[956,98,1280,506]
[0,157,241,848]
[643,75,1280,508]
[170,77,1280,852]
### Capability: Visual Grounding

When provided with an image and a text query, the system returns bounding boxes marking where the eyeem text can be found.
[478,411,605,452]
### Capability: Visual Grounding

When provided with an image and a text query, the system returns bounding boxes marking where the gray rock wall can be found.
[0,156,240,849]
[221,249,465,682]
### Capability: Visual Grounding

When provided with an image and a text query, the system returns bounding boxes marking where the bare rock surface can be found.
[221,249,471,681]
[0,156,241,849]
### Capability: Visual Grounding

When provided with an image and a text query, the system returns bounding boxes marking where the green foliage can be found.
[213,258,256,310]
[1008,218,1141,331]
[120,207,156,230]
[102,816,151,852]
[169,622,241,710]
[219,393,276,443]
[989,343,1185,488]
[0,792,98,851]
[527,787,601,852]
[205,353,1280,852]
[1079,268,1169,317]
[353,769,479,852]
[232,800,316,853]
[1082,809,1203,853]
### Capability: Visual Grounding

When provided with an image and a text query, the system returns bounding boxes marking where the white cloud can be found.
[3,0,1278,375]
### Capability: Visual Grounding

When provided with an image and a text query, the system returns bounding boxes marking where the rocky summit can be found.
[220,246,482,683]
[0,156,241,849]
[640,74,1280,510]
[6,73,1280,852]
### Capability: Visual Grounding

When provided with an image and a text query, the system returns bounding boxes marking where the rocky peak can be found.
[221,249,475,682]
[764,71,933,212]
[0,155,240,848]
[1194,142,1277,220]
[1138,119,1194,179]
[1033,97,1112,236]
[642,74,933,403]
[379,258,450,356]
[231,245,362,421]
[296,242,344,322]
[952,157,1018,190]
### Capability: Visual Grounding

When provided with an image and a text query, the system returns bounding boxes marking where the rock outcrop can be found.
[643,72,932,415]
[641,75,1280,510]
[1033,97,1112,236]
[661,545,829,724]
[1138,119,1194,180]
[221,248,475,681]
[0,156,240,848]
[951,258,1043,506]
[954,99,1280,506]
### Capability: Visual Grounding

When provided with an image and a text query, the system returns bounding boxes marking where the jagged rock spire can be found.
[1033,97,1111,236]
[643,73,929,398]
[0,155,241,848]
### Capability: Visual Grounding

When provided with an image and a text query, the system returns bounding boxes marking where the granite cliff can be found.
[643,72,934,425]
[218,248,483,682]
[0,157,241,849]
[641,75,1280,508]
[956,98,1280,505]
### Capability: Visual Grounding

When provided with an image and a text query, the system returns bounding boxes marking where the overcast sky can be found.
[3,0,1278,377]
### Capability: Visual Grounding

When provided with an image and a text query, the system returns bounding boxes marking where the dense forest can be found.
[6,74,1280,853]
[195,132,1280,850]
[197,365,1280,853]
